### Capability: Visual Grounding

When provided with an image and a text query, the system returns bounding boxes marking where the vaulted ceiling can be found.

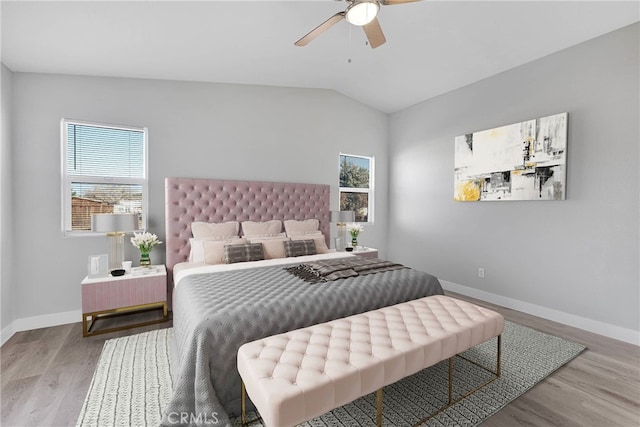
[2,1,638,113]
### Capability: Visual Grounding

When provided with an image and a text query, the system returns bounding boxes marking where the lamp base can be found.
[107,232,125,271]
[337,224,348,251]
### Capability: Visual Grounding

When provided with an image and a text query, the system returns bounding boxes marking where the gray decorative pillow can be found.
[224,243,265,264]
[284,239,317,257]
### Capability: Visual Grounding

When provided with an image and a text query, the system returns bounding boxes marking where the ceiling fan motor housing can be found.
[345,1,381,26]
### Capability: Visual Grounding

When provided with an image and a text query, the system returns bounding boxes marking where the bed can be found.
[162,177,444,427]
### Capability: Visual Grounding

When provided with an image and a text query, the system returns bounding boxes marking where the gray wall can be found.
[388,24,639,334]
[10,74,388,320]
[1,64,14,335]
[5,24,638,343]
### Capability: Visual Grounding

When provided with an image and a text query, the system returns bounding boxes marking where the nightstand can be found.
[81,265,168,337]
[352,247,378,259]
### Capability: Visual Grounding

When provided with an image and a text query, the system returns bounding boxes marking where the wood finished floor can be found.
[1,292,638,427]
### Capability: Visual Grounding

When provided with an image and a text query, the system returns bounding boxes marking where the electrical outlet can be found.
[478,268,485,278]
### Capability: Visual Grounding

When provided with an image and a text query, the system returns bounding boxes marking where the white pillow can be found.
[241,220,282,238]
[203,238,248,265]
[189,237,245,264]
[191,221,239,239]
[284,219,319,237]
[290,232,329,254]
[247,236,290,260]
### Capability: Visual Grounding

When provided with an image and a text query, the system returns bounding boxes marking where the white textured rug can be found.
[77,321,585,427]
[76,329,173,426]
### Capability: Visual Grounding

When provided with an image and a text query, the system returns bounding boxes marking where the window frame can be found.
[338,152,375,223]
[60,118,149,236]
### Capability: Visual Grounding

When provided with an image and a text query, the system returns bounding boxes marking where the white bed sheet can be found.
[174,251,354,287]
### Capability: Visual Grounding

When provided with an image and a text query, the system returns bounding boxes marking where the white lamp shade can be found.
[92,213,139,271]
[91,213,139,233]
[331,211,355,251]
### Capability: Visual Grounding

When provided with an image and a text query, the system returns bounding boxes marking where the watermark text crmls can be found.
[167,412,220,425]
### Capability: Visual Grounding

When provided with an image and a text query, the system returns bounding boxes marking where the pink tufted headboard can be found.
[165,177,330,282]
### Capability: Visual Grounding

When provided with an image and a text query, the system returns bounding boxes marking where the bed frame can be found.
[165,177,331,285]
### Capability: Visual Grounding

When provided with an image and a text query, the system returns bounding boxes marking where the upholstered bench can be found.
[237,295,504,427]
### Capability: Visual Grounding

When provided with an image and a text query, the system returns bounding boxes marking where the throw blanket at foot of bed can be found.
[284,256,407,283]
[237,295,504,427]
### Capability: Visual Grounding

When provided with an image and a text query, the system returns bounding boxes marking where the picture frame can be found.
[454,112,568,201]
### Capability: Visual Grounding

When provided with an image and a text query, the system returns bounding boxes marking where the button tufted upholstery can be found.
[165,178,330,284]
[237,295,504,427]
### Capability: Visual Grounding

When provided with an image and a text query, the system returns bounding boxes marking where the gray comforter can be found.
[162,261,443,427]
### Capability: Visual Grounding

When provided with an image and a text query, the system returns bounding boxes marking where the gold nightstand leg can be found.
[81,303,168,337]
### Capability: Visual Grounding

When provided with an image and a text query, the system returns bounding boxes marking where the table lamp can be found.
[92,213,139,271]
[330,210,355,251]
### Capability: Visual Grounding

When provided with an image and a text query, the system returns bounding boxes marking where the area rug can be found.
[76,321,585,427]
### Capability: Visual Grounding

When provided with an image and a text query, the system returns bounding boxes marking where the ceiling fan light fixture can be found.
[345,1,380,26]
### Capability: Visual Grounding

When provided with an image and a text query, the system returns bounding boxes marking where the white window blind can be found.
[61,119,148,234]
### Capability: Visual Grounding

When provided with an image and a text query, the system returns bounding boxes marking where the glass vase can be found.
[351,236,358,248]
[139,251,151,268]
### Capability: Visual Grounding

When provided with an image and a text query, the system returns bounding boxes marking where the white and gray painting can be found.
[454,112,567,201]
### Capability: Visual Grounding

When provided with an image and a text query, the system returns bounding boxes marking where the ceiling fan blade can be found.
[295,12,345,47]
[363,17,386,48]
[380,0,422,5]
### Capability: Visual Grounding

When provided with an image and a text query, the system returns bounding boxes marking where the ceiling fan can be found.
[295,0,421,49]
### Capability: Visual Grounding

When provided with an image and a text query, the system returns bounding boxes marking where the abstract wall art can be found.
[454,112,568,201]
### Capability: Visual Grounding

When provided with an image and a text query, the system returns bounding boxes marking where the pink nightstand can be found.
[81,265,168,337]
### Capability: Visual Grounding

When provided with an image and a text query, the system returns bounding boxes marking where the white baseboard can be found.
[1,322,15,346]
[1,309,81,346]
[3,287,639,347]
[441,280,640,346]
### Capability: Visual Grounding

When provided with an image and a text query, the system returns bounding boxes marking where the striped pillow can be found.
[223,243,265,264]
[284,240,317,257]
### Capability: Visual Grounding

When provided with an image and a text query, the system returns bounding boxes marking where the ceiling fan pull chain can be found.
[347,22,353,63]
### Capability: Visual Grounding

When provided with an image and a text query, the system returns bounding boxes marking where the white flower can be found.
[130,231,162,253]
[347,223,364,237]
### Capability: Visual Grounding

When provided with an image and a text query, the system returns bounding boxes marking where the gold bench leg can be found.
[241,381,247,427]
[241,382,263,426]
[376,388,383,427]
[413,334,502,426]
[497,334,502,377]
[448,357,453,405]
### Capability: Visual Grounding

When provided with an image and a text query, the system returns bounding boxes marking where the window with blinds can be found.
[339,153,374,223]
[61,119,148,234]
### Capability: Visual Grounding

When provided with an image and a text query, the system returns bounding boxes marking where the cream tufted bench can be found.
[237,295,504,427]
